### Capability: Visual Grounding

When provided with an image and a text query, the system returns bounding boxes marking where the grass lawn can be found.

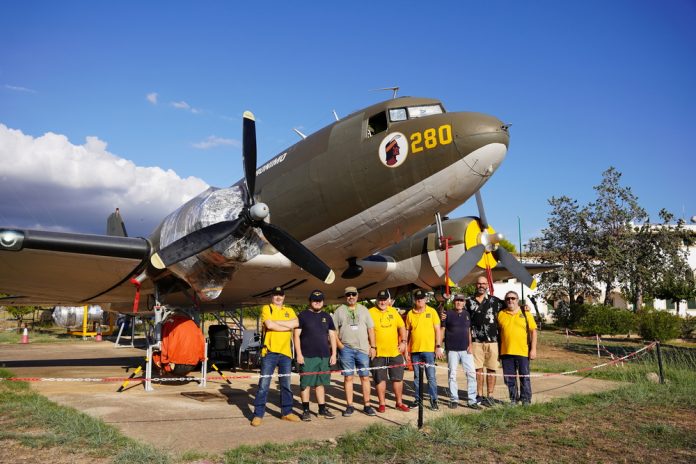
[1,330,695,463]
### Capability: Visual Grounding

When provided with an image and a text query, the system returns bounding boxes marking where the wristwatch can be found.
[371,346,376,349]
[436,345,441,348]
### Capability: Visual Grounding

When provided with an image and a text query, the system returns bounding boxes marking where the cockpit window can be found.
[366,111,388,138]
[389,108,407,122]
[407,104,443,118]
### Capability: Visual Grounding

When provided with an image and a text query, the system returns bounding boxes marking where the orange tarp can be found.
[159,315,205,366]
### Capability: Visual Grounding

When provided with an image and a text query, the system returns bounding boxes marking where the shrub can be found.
[579,304,636,336]
[552,302,588,329]
[637,308,681,342]
[680,315,696,339]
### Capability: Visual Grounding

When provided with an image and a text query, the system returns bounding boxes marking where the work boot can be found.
[250,416,262,427]
[281,414,300,422]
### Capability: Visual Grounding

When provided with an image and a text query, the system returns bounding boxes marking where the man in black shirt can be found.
[466,276,506,406]
[294,290,337,421]
[441,294,480,409]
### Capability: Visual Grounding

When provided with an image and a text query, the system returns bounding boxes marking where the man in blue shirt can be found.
[441,294,481,409]
[294,290,337,421]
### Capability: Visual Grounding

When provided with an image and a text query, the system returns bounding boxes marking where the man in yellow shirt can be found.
[497,291,538,405]
[368,290,410,413]
[251,287,301,426]
[405,289,444,410]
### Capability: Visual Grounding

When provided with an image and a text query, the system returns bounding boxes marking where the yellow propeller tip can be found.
[150,253,166,270]
[324,270,336,285]
[243,110,255,121]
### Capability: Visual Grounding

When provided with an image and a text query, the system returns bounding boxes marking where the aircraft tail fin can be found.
[106,208,128,237]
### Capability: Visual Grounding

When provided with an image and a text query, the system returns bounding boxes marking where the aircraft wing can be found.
[0,229,152,306]
[0,221,558,311]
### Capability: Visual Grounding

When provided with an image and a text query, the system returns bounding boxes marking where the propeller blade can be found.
[475,191,489,230]
[494,247,537,289]
[448,244,486,284]
[242,111,257,204]
[259,222,335,284]
[150,218,245,269]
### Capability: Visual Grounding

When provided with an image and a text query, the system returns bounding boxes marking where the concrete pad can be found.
[0,341,624,453]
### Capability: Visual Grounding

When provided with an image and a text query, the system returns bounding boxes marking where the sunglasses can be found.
[505,297,518,301]
[345,292,358,297]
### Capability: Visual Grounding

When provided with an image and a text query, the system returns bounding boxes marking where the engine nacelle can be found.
[52,305,103,329]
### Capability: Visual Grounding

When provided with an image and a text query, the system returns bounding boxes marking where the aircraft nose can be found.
[451,112,510,157]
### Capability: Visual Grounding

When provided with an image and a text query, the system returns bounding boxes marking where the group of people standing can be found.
[250,276,537,427]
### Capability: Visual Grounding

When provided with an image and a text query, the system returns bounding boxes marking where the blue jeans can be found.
[501,355,531,403]
[339,345,370,377]
[411,352,437,403]
[447,350,477,404]
[253,352,293,418]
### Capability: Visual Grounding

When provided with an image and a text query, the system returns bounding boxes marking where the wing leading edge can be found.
[0,229,151,306]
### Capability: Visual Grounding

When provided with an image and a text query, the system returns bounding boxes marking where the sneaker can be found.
[250,416,262,427]
[281,414,301,422]
[409,400,421,409]
[301,410,311,422]
[364,405,377,416]
[342,406,355,417]
[476,395,485,404]
[492,397,507,405]
[467,403,482,410]
[448,400,458,409]
[319,409,336,419]
[429,401,439,411]
[395,403,410,412]
[377,404,386,413]
[482,397,496,407]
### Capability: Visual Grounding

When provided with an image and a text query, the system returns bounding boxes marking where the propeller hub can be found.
[480,230,503,253]
[249,203,269,222]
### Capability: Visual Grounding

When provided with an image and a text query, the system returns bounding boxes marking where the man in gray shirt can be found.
[332,286,377,417]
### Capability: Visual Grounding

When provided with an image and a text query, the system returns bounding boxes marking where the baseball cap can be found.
[376,289,390,300]
[413,289,426,299]
[453,293,466,301]
[271,286,285,296]
[309,290,325,302]
[344,286,358,295]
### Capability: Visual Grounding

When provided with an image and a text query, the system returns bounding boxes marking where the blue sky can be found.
[1,1,695,245]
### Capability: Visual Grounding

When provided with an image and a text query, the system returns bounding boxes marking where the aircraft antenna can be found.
[292,128,307,140]
[332,109,340,121]
[371,86,400,99]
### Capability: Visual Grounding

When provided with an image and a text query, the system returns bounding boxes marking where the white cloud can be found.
[146,92,158,104]
[170,100,201,114]
[0,124,209,236]
[5,84,36,93]
[171,100,190,110]
[192,135,240,150]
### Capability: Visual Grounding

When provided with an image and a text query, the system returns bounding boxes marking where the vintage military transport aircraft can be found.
[0,96,549,338]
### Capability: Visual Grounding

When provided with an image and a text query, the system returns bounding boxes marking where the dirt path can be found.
[1,340,624,454]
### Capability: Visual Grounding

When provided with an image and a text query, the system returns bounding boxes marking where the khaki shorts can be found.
[471,342,499,371]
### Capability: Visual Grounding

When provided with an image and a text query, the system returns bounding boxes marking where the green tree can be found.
[589,167,646,305]
[2,305,37,330]
[528,196,597,305]
[619,209,691,310]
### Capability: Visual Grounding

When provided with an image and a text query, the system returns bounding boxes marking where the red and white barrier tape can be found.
[1,342,657,383]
